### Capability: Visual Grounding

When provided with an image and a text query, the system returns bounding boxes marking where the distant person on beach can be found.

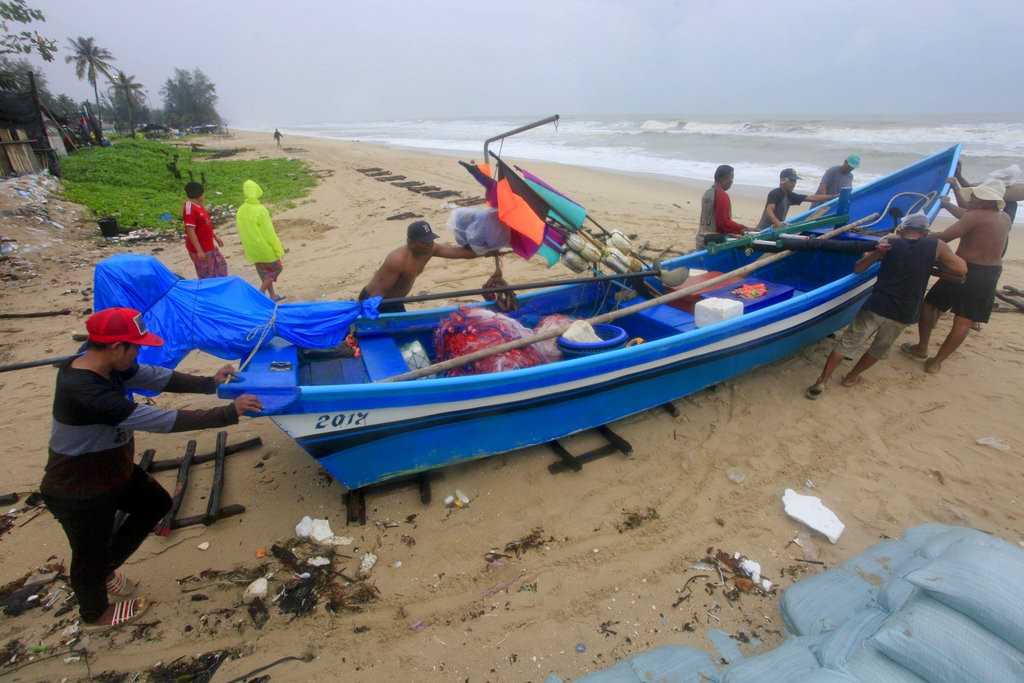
[814,154,860,206]
[696,164,749,250]
[359,220,484,313]
[273,129,282,147]
[805,214,965,399]
[903,180,1010,373]
[757,168,837,229]
[182,181,228,279]
[40,307,262,629]
[236,180,285,301]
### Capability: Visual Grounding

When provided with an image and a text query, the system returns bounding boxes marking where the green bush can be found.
[61,139,317,229]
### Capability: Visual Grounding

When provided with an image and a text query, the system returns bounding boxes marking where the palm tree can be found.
[109,71,145,136]
[64,36,115,129]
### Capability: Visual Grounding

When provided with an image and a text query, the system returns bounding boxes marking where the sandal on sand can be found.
[105,571,136,598]
[84,597,149,632]
[900,343,927,360]
[924,358,942,374]
[805,384,825,400]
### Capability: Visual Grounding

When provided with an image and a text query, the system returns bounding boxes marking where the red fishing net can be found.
[434,307,545,376]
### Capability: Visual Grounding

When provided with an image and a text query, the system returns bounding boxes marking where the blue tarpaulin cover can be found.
[93,254,377,368]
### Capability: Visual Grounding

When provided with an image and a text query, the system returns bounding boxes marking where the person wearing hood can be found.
[236,180,285,301]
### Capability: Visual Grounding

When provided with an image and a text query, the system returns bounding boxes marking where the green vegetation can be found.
[61,139,317,229]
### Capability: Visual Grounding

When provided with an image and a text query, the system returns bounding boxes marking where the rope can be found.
[854,191,937,232]
[239,302,278,373]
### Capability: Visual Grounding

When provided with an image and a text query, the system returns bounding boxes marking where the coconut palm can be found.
[109,70,145,135]
[64,36,115,129]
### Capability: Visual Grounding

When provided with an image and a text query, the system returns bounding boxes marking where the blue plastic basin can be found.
[557,324,628,359]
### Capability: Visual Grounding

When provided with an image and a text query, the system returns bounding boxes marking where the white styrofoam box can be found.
[694,297,744,328]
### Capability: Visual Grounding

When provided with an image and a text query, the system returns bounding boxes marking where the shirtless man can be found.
[902,179,1011,373]
[359,220,481,313]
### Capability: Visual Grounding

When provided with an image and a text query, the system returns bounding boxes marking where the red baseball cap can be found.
[86,307,164,346]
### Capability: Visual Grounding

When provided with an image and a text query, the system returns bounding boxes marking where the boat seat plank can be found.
[359,335,409,381]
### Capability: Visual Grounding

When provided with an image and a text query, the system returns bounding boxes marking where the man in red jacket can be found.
[696,164,749,250]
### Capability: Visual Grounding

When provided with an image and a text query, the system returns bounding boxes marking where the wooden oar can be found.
[383,212,879,383]
[380,267,688,307]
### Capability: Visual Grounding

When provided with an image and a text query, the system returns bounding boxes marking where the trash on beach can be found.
[783,488,845,544]
[295,515,339,544]
[409,619,428,632]
[197,541,210,551]
[248,597,269,629]
[358,553,378,577]
[307,556,331,567]
[504,527,553,557]
[616,507,659,532]
[726,467,746,484]
[977,436,1011,451]
[278,578,318,616]
[243,577,268,603]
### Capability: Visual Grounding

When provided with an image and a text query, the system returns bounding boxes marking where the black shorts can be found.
[358,287,406,314]
[925,262,1002,323]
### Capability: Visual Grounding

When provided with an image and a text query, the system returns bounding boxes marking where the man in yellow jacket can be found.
[236,180,285,300]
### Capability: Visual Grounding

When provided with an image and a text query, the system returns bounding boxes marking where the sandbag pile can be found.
[548,524,1024,682]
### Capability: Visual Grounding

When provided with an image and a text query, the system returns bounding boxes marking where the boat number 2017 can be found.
[314,411,369,430]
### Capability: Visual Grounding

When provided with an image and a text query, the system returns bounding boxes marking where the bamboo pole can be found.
[382,213,879,383]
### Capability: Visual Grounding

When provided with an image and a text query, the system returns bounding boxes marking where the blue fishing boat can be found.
[219,145,960,492]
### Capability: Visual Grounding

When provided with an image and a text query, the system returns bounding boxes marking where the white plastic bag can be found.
[449,208,510,254]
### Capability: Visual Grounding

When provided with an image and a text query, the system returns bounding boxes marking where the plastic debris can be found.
[307,556,331,567]
[575,643,587,653]
[197,541,210,551]
[727,467,746,483]
[359,553,378,577]
[562,319,602,344]
[455,490,470,507]
[443,495,456,508]
[783,488,845,544]
[295,516,338,544]
[977,436,1010,451]
[243,578,268,604]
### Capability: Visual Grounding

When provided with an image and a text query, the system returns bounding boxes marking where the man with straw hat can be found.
[903,179,1011,373]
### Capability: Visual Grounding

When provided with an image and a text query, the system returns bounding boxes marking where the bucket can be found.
[98,217,119,238]
[557,323,628,359]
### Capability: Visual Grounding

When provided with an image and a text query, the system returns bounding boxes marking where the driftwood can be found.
[0,308,71,319]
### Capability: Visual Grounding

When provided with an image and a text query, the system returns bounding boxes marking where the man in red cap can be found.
[40,307,262,630]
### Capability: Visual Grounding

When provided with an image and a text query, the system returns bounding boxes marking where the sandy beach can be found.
[1,131,1023,682]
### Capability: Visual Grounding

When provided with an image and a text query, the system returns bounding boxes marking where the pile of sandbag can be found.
[546,524,1024,682]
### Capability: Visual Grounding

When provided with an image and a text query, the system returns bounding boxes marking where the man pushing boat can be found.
[805,213,965,398]
[41,308,262,630]
[359,220,488,313]
[902,179,1011,373]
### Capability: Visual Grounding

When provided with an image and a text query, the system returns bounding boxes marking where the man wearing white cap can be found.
[903,179,1011,373]
[805,213,964,399]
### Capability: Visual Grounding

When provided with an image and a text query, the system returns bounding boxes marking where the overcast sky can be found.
[25,0,1024,126]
